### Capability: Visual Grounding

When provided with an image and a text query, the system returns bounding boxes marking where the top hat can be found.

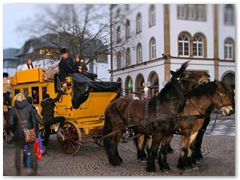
[60,48,68,54]
[3,72,9,77]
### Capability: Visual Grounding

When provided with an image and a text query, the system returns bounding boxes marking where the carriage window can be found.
[14,89,20,97]
[23,88,29,98]
[32,87,39,104]
[42,87,47,100]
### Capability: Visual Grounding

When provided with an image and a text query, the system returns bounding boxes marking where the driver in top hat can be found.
[59,48,80,91]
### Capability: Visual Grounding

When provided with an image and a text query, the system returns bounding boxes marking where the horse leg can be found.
[177,131,198,170]
[193,112,211,161]
[146,135,160,172]
[193,117,210,161]
[103,123,123,166]
[134,134,148,161]
[158,135,173,171]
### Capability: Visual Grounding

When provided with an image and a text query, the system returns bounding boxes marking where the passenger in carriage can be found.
[79,60,89,73]
[40,90,66,155]
[75,55,81,67]
[58,48,81,91]
[22,58,35,70]
[75,55,89,73]
[32,88,39,104]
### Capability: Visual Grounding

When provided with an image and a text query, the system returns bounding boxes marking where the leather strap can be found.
[14,108,25,130]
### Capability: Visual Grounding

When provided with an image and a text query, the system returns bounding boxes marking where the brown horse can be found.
[191,84,235,162]
[172,80,233,170]
[135,80,234,172]
[103,61,210,172]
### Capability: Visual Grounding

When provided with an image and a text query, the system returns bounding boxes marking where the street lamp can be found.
[144,87,148,98]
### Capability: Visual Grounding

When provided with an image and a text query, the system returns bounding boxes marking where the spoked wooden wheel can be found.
[57,120,82,155]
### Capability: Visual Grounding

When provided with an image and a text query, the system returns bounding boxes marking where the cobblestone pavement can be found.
[2,113,235,176]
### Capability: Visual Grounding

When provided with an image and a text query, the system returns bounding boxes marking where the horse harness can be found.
[127,99,181,127]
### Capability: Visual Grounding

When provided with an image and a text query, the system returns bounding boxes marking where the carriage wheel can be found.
[57,120,82,155]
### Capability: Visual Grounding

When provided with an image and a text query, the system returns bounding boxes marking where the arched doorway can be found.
[147,71,159,97]
[135,73,145,99]
[222,72,235,85]
[125,76,133,98]
[117,77,123,97]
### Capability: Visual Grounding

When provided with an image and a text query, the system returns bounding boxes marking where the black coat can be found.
[59,57,79,83]
[40,91,62,123]
[8,100,39,143]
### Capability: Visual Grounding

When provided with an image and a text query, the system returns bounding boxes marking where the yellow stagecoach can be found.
[8,68,121,155]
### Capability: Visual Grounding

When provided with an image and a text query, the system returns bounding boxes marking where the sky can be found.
[2,3,40,49]
[2,1,239,50]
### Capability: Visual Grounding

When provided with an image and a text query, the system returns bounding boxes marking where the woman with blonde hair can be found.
[8,93,40,176]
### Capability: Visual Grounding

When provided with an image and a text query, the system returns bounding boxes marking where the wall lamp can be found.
[162,53,168,59]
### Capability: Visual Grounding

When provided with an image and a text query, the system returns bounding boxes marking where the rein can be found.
[94,75,210,142]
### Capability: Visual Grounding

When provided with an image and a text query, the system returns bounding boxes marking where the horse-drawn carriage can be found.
[3,62,235,173]
[4,67,121,155]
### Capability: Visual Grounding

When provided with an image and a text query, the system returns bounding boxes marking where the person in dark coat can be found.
[40,90,66,155]
[8,93,40,176]
[3,72,11,110]
[58,48,80,91]
[23,96,45,169]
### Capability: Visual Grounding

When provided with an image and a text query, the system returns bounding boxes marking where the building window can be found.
[224,38,234,60]
[136,13,142,33]
[178,4,186,19]
[126,48,131,67]
[225,4,234,25]
[117,52,121,69]
[178,34,189,56]
[193,35,203,57]
[117,26,121,43]
[126,20,131,39]
[150,38,156,60]
[125,4,129,11]
[116,8,120,18]
[149,5,156,27]
[188,4,195,20]
[197,4,204,20]
[178,4,205,21]
[137,43,142,64]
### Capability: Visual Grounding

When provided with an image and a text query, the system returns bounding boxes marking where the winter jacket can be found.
[40,91,62,123]
[59,57,79,83]
[8,100,39,142]
[31,105,44,126]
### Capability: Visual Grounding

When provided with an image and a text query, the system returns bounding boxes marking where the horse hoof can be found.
[160,164,170,172]
[146,167,156,172]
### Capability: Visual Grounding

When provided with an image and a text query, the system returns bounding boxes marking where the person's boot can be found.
[57,127,65,141]
[31,162,38,176]
[42,146,48,156]
[15,162,21,176]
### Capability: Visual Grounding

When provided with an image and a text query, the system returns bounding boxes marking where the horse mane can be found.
[186,80,219,98]
[158,61,189,100]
